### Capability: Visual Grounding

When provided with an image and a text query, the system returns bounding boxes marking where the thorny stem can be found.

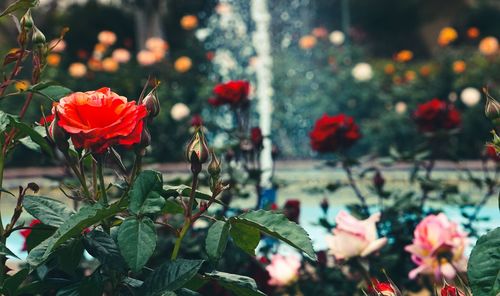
[97,162,108,207]
[171,172,199,260]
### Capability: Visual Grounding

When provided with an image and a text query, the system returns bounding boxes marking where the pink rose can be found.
[326,211,387,260]
[405,213,468,280]
[265,254,301,287]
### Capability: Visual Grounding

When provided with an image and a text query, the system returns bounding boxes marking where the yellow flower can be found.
[452,60,466,74]
[137,50,157,66]
[97,30,116,46]
[438,27,458,47]
[180,15,198,30]
[299,35,317,50]
[87,58,102,71]
[102,58,119,73]
[479,36,499,56]
[395,50,413,63]
[47,53,61,67]
[15,80,29,91]
[174,56,192,73]
[68,63,87,78]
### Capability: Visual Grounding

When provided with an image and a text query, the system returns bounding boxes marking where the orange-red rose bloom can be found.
[54,87,147,153]
[208,80,250,107]
[310,114,361,153]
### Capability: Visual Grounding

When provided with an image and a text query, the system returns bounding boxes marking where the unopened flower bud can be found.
[27,182,40,193]
[143,90,160,118]
[48,114,69,153]
[208,151,221,178]
[185,128,209,174]
[32,26,46,46]
[484,88,500,120]
[373,171,385,192]
[20,10,33,29]
[320,198,329,215]
[135,126,151,156]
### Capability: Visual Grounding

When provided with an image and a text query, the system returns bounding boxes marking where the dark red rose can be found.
[309,114,361,153]
[209,80,250,107]
[284,199,300,223]
[250,127,263,148]
[440,283,465,296]
[20,219,41,251]
[485,145,500,162]
[191,114,203,127]
[368,279,398,296]
[373,171,385,191]
[413,99,461,132]
[54,87,147,154]
[39,114,54,125]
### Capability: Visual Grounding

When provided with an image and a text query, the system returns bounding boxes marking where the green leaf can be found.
[162,199,184,215]
[2,268,29,296]
[83,230,126,270]
[203,271,266,296]
[0,241,19,259]
[57,239,84,276]
[25,223,55,252]
[40,200,125,261]
[9,118,52,156]
[230,210,316,260]
[23,195,74,227]
[55,270,103,296]
[129,170,165,215]
[29,85,72,101]
[205,221,230,261]
[143,259,204,296]
[468,227,500,296]
[229,222,260,256]
[0,110,10,133]
[26,237,50,266]
[162,185,219,204]
[0,0,38,17]
[117,217,156,272]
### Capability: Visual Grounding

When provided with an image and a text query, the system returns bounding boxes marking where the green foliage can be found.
[0,0,38,17]
[23,195,74,227]
[230,210,317,260]
[129,170,165,215]
[205,221,231,261]
[143,259,204,295]
[117,217,157,272]
[229,222,260,256]
[203,271,266,296]
[468,227,500,296]
[83,230,126,270]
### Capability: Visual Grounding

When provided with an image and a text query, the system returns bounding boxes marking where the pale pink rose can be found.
[49,39,66,52]
[265,254,301,287]
[136,50,157,66]
[326,211,387,260]
[112,48,131,63]
[405,213,468,280]
[98,30,117,46]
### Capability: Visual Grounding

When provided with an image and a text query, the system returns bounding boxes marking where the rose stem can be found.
[342,160,369,216]
[171,171,199,260]
[97,161,108,207]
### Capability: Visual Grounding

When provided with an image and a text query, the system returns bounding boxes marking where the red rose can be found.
[251,127,263,148]
[440,283,465,296]
[54,87,147,154]
[309,114,361,153]
[191,114,203,127]
[20,219,41,251]
[485,145,500,162]
[413,99,461,132]
[208,80,250,107]
[284,199,301,223]
[368,279,398,296]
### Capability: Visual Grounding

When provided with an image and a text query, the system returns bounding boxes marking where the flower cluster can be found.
[413,99,461,133]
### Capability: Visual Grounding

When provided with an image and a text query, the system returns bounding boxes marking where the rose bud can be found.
[185,128,209,174]
[271,144,279,160]
[440,283,466,296]
[320,198,329,215]
[142,89,160,118]
[32,26,46,46]
[250,127,263,149]
[208,151,221,178]
[368,279,400,296]
[48,114,69,153]
[284,199,301,223]
[225,149,235,162]
[373,171,385,192]
[484,89,500,121]
[20,10,34,29]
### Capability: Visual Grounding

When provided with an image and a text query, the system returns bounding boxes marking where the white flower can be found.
[329,30,345,46]
[395,102,407,114]
[170,103,190,121]
[460,87,481,107]
[351,63,373,82]
[266,254,301,286]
